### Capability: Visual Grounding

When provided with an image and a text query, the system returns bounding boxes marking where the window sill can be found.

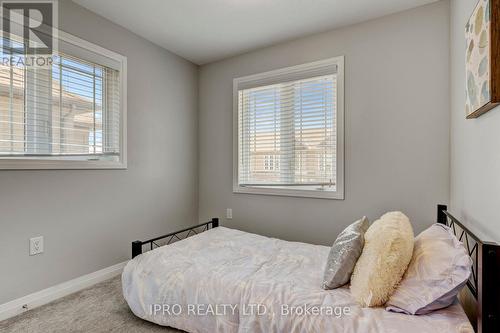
[0,158,127,170]
[233,185,344,200]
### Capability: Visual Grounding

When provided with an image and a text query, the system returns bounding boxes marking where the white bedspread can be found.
[122,227,473,333]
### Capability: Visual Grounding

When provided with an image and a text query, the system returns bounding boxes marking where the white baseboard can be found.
[0,261,128,322]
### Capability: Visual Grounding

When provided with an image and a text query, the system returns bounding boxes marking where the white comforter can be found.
[122,227,473,333]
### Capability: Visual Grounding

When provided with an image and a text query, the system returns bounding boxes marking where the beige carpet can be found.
[0,276,182,333]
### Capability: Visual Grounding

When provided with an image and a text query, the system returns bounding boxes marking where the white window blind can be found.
[0,32,125,169]
[235,57,344,198]
[0,53,120,158]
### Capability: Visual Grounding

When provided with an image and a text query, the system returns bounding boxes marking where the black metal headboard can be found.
[437,205,500,333]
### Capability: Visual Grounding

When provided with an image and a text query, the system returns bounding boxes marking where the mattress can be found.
[122,227,473,333]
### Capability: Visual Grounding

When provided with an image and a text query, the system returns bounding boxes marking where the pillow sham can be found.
[386,223,472,315]
[350,211,414,307]
[322,216,369,290]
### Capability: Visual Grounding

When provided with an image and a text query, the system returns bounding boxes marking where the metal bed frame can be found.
[131,218,219,258]
[437,205,500,333]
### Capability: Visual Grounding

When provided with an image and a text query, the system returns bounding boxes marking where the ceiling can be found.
[73,0,438,65]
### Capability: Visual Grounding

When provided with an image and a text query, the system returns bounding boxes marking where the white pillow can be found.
[386,224,472,314]
[350,211,414,307]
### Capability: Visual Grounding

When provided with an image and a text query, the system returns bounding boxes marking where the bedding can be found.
[122,227,473,333]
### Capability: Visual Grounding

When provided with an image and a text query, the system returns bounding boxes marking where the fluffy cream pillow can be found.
[350,211,414,307]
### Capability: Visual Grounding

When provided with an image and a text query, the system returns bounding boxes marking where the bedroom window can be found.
[234,57,344,199]
[0,32,126,169]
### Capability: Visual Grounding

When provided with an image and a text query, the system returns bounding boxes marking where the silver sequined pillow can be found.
[322,217,369,290]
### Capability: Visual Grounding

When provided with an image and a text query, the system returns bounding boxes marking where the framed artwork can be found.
[465,0,500,118]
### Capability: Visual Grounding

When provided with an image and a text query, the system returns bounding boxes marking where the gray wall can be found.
[198,1,450,245]
[0,1,199,304]
[0,0,454,305]
[450,1,500,242]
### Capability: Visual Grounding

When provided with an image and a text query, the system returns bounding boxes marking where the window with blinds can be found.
[0,31,126,169]
[234,57,344,199]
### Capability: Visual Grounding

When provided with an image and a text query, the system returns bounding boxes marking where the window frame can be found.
[0,30,127,170]
[232,56,344,200]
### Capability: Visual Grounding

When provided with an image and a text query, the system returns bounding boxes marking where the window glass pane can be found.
[293,77,335,185]
[242,86,282,184]
[0,46,25,155]
[0,41,120,158]
[58,55,97,155]
[238,74,336,190]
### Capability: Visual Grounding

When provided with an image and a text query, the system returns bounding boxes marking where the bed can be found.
[122,206,499,333]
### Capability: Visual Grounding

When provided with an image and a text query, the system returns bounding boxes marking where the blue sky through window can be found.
[248,76,334,134]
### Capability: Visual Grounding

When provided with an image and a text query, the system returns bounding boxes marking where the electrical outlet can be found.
[226,208,233,220]
[29,236,44,256]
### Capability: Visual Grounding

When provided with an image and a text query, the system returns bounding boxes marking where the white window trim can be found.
[0,30,127,170]
[232,56,345,200]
